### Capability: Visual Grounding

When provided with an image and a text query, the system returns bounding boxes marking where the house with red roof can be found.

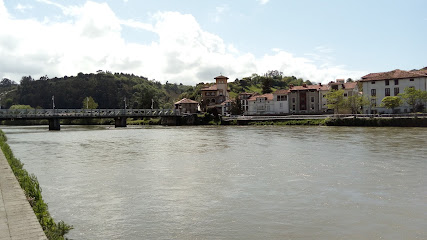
[200,75,230,113]
[247,93,275,115]
[174,98,199,114]
[360,68,427,113]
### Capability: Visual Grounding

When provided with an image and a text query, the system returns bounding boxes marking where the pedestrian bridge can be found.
[0,108,178,130]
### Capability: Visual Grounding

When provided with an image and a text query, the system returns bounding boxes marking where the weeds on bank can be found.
[248,119,326,126]
[0,130,73,240]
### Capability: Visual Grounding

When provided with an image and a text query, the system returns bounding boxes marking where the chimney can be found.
[318,82,322,86]
[303,83,307,88]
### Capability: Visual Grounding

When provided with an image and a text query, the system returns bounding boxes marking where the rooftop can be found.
[248,93,274,101]
[175,98,198,104]
[361,69,427,81]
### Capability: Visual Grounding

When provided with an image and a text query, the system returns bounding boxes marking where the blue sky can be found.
[1,0,426,85]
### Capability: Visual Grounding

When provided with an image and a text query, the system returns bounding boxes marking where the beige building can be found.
[200,75,230,113]
[361,68,427,113]
[175,98,199,114]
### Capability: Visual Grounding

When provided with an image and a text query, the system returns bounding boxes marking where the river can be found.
[2,125,427,239]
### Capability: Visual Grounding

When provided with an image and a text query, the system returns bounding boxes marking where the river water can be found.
[2,125,427,239]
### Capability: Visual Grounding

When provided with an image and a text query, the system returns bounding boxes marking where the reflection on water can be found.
[2,125,427,239]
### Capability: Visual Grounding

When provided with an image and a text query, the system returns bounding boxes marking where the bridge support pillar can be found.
[48,118,61,131]
[114,117,127,128]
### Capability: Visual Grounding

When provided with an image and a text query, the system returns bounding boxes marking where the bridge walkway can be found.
[0,151,47,240]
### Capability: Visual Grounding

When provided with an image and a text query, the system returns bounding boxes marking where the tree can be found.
[261,77,273,94]
[380,96,402,113]
[230,96,243,115]
[0,78,13,87]
[325,89,346,114]
[399,87,427,112]
[346,78,354,82]
[346,95,369,114]
[10,105,33,109]
[82,96,98,109]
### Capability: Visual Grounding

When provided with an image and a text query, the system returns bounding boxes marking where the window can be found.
[292,105,296,110]
[279,103,283,108]
[371,98,376,107]
[394,87,399,96]
[385,80,389,85]
[276,95,287,101]
[292,98,295,103]
[343,93,348,97]
[394,79,399,85]
[310,104,314,110]
[371,81,375,84]
[311,97,315,102]
[410,78,414,81]
[385,88,390,96]
[371,89,376,97]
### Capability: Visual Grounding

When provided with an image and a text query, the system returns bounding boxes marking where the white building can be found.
[247,93,275,115]
[361,69,427,113]
[273,89,289,114]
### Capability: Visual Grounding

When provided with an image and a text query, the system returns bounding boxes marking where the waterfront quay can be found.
[0,152,46,240]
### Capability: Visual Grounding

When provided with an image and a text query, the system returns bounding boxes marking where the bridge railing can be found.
[0,109,178,118]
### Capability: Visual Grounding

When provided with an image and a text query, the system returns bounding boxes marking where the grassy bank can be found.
[247,119,326,126]
[127,117,161,125]
[0,130,73,239]
[324,117,427,127]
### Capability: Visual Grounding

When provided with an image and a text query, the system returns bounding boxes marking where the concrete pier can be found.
[0,151,47,240]
[114,116,127,127]
[48,118,60,131]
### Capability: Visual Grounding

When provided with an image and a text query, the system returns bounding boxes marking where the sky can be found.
[0,0,426,85]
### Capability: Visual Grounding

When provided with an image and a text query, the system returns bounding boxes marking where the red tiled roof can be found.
[319,85,330,91]
[289,84,323,91]
[174,98,198,104]
[273,89,289,95]
[343,81,357,89]
[220,99,234,105]
[248,93,274,101]
[361,69,427,81]
[215,75,228,80]
[201,84,218,91]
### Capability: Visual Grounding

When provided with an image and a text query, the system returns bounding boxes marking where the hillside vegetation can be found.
[1,70,311,109]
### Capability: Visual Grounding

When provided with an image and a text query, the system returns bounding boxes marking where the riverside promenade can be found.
[0,152,47,239]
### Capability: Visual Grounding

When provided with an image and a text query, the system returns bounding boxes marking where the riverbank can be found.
[0,130,72,239]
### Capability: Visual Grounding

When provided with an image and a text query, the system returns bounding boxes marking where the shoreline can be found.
[0,130,73,239]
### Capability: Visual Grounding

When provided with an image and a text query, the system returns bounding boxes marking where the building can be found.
[239,92,255,115]
[361,69,427,113]
[174,98,199,114]
[273,89,289,114]
[221,99,233,116]
[247,93,275,115]
[200,75,230,113]
[288,83,329,114]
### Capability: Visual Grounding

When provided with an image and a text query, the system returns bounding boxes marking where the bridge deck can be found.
[0,108,178,120]
[0,151,47,240]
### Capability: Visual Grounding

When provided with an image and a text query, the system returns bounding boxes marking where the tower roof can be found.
[214,75,228,80]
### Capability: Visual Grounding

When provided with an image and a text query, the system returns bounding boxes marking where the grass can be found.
[0,130,73,239]
[127,117,161,125]
[248,119,326,126]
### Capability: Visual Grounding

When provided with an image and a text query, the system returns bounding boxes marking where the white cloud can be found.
[0,0,362,85]
[15,4,33,12]
[213,4,229,23]
[257,0,270,5]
